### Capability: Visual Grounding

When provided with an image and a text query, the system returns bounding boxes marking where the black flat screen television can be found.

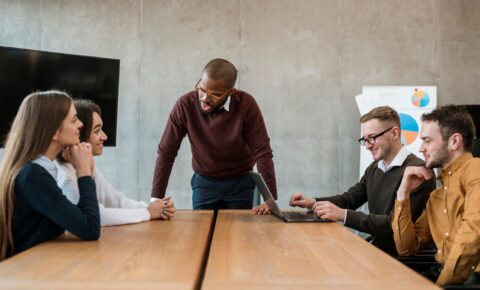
[0,46,120,147]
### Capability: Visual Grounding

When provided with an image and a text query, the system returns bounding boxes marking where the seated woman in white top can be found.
[56,99,175,226]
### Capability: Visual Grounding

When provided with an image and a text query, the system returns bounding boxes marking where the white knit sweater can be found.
[55,161,150,226]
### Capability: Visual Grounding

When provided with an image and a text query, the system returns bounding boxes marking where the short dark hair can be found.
[203,58,237,88]
[359,106,401,128]
[421,104,476,151]
[74,99,102,143]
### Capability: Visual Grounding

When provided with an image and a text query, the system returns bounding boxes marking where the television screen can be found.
[0,46,120,147]
[465,105,480,139]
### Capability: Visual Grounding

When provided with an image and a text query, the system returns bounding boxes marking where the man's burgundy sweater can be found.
[151,90,277,199]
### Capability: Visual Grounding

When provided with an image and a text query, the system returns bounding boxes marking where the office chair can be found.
[395,246,438,281]
[396,248,480,289]
[472,138,480,158]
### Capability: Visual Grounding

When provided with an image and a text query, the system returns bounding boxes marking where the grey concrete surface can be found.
[1,0,479,209]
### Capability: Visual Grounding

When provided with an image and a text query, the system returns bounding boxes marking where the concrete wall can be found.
[1,0,479,209]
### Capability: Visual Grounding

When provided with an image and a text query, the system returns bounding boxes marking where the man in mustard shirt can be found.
[392,105,480,286]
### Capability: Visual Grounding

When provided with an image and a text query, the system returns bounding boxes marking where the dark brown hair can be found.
[359,106,401,128]
[203,58,237,88]
[74,99,102,143]
[422,104,476,151]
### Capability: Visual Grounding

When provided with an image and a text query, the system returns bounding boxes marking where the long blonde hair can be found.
[0,90,72,260]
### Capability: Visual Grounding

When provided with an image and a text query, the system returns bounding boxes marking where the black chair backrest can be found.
[465,105,480,158]
[473,138,480,158]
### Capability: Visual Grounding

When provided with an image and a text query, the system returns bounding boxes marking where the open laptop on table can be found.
[251,172,332,223]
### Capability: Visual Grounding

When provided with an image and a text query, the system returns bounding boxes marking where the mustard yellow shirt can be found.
[392,153,480,285]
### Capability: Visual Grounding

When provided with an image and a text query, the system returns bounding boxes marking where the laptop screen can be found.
[250,172,283,218]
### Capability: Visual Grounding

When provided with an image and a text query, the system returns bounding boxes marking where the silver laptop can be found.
[251,172,332,223]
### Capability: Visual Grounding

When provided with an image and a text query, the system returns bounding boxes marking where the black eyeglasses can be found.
[358,127,394,146]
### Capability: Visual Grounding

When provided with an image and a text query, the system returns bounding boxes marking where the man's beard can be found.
[426,143,449,169]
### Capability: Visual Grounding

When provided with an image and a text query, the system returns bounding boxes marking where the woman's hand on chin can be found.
[65,143,95,177]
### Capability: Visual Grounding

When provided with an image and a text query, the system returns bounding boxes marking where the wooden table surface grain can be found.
[0,210,214,290]
[202,210,440,290]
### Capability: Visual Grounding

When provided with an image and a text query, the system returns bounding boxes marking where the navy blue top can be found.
[9,162,100,257]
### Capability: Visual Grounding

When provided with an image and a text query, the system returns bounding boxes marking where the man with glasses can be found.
[151,58,275,214]
[289,106,435,255]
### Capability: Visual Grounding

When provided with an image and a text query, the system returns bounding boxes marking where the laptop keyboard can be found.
[283,211,331,222]
[284,211,310,220]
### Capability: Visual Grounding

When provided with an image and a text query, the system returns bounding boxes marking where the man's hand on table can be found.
[251,202,271,215]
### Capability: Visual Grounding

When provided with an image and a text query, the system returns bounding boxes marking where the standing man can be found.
[393,105,480,286]
[152,59,275,214]
[290,106,435,255]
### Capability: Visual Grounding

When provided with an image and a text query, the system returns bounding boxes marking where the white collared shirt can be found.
[222,96,231,111]
[377,145,410,173]
[31,155,58,180]
[31,155,75,201]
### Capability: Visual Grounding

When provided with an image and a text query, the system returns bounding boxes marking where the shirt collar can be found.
[222,96,231,112]
[438,152,474,182]
[31,155,58,180]
[378,145,410,172]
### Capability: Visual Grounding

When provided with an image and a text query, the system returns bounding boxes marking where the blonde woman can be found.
[0,91,100,260]
[55,99,175,226]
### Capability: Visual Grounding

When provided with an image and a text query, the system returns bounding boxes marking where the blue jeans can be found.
[191,173,255,210]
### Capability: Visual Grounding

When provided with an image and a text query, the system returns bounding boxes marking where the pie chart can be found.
[411,88,430,107]
[400,113,419,145]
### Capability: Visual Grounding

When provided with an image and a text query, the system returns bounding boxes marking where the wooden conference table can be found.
[0,210,439,290]
[0,211,214,290]
[203,211,440,290]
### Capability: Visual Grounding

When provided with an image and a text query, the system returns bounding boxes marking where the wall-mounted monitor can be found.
[0,46,120,147]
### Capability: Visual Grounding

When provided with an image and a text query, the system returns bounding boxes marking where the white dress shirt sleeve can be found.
[93,167,150,226]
